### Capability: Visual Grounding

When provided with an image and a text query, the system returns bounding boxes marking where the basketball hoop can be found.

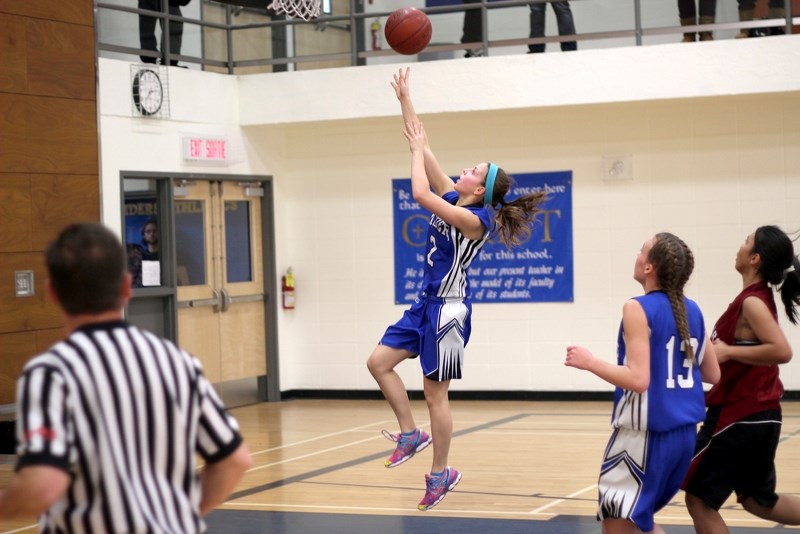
[267,0,321,20]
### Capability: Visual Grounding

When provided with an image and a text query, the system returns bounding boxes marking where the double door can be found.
[175,180,266,383]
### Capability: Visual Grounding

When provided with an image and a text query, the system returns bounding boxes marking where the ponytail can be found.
[482,165,548,249]
[753,226,800,325]
[779,257,800,325]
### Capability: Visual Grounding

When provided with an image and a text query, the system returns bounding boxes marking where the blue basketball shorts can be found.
[597,424,697,532]
[380,296,472,381]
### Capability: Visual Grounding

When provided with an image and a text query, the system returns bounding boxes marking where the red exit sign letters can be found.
[182,136,228,162]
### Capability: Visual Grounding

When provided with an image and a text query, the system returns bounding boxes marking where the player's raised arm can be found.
[392,68,453,196]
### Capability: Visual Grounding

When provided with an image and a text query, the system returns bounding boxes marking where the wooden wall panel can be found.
[0,14,27,93]
[27,19,96,100]
[0,327,63,405]
[0,252,61,335]
[0,1,92,26]
[36,328,67,353]
[0,0,98,402]
[30,174,100,250]
[0,332,37,405]
[0,175,32,253]
[0,94,98,174]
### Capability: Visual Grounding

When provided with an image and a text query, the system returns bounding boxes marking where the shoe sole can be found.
[417,471,461,511]
[384,435,432,468]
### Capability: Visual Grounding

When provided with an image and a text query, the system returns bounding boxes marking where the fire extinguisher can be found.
[282,268,296,309]
[371,18,382,51]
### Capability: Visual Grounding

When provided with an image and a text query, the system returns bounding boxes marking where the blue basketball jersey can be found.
[611,291,708,432]
[421,191,493,299]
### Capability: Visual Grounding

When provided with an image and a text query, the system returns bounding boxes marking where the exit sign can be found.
[182,136,228,162]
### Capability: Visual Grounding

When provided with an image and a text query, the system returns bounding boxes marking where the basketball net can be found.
[267,0,321,21]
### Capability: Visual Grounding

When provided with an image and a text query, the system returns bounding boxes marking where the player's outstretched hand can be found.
[391,67,411,101]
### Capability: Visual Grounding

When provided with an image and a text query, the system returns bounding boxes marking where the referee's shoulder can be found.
[21,343,71,374]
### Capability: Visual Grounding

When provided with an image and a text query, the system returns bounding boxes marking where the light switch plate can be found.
[15,270,35,297]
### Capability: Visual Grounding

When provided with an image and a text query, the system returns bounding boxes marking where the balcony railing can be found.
[95,0,797,73]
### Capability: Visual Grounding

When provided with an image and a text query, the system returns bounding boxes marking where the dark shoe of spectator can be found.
[698,16,714,41]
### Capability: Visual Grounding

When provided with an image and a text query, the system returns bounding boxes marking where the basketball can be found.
[384,7,432,55]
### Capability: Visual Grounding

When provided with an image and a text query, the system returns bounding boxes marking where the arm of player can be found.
[0,465,70,519]
[392,67,418,127]
[392,68,453,196]
[565,299,651,394]
[713,296,792,365]
[199,442,252,516]
[404,121,485,239]
[699,335,720,385]
[422,144,455,198]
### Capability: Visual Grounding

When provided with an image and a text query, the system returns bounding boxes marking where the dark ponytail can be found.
[753,226,800,324]
[484,166,547,248]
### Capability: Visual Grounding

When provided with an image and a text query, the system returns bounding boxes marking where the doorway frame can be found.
[119,171,281,402]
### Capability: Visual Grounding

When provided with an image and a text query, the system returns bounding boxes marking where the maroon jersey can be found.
[706,281,783,427]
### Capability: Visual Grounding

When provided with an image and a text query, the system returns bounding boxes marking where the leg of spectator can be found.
[139,0,160,63]
[767,0,786,35]
[168,4,184,65]
[677,0,697,42]
[736,0,755,38]
[552,1,577,51]
[698,0,716,41]
[461,0,484,57]
[528,3,546,53]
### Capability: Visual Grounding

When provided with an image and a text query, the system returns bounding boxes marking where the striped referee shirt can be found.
[15,320,243,533]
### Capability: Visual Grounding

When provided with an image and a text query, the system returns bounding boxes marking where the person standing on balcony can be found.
[528,1,577,53]
[735,0,787,38]
[461,0,485,57]
[678,0,716,42]
[139,0,191,65]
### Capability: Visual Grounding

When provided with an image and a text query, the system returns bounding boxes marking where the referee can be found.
[0,222,252,532]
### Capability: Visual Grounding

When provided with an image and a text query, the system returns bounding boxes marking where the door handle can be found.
[177,289,221,312]
[220,287,232,312]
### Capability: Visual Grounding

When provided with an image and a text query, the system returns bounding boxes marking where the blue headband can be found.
[484,163,498,206]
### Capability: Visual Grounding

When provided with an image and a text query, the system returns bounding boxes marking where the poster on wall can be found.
[392,171,573,304]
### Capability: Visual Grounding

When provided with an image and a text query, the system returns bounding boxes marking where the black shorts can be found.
[683,407,782,510]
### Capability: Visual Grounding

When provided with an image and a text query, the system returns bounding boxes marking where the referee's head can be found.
[45,222,129,315]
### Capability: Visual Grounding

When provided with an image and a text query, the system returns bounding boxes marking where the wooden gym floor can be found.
[1,399,798,533]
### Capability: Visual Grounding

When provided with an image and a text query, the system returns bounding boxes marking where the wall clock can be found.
[131,65,169,118]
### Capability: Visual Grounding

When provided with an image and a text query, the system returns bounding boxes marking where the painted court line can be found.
[248,419,397,456]
[244,434,386,474]
[0,525,37,534]
[529,484,597,514]
[228,413,531,501]
[224,501,557,517]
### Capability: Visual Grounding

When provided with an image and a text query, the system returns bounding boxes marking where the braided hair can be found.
[752,225,800,325]
[483,166,548,248]
[648,232,696,362]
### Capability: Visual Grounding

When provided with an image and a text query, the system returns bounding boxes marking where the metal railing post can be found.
[226,5,234,74]
[162,0,171,64]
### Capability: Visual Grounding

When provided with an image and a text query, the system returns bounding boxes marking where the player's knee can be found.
[366,354,380,376]
[685,493,707,517]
